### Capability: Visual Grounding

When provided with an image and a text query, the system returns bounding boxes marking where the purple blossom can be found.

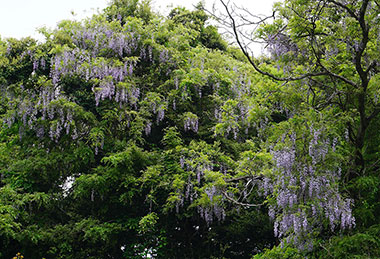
[184,114,199,133]
[271,148,295,173]
[261,126,355,250]
[267,33,298,59]
[196,168,202,183]
[148,46,153,62]
[140,47,146,59]
[36,126,45,138]
[145,122,152,136]
[40,57,46,69]
[174,77,179,90]
[33,60,39,71]
[156,106,165,124]
[159,49,169,63]
[128,64,133,76]
[180,157,185,168]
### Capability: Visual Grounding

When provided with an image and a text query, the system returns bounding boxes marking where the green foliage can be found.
[169,3,228,50]
[221,0,380,255]
[139,212,159,233]
[253,245,304,259]
[314,225,380,259]
[0,0,275,257]
[1,0,380,258]
[104,0,154,24]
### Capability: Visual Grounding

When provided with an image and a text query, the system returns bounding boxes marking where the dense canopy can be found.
[0,0,379,258]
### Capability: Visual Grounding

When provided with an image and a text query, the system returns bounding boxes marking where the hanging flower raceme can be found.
[183,112,199,133]
[173,141,229,226]
[259,126,355,250]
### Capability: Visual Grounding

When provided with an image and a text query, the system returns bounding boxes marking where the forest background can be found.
[0,0,379,258]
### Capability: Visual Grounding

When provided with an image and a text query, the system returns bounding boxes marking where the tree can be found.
[2,0,379,257]
[219,0,380,175]
[0,0,275,258]
[216,0,380,254]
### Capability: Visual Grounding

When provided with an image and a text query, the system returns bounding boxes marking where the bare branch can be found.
[327,0,359,19]
[222,190,263,208]
[367,106,380,121]
[225,174,262,183]
[365,61,378,75]
[219,0,336,83]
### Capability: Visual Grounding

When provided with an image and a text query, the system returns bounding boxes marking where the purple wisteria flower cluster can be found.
[260,127,355,250]
[48,21,169,110]
[51,48,141,107]
[209,67,259,140]
[19,49,47,72]
[3,18,179,153]
[267,33,299,60]
[47,105,76,143]
[179,155,213,186]
[70,23,141,58]
[184,113,199,133]
[214,100,250,140]
[4,81,79,143]
[177,152,225,225]
[198,186,226,226]
[144,93,167,125]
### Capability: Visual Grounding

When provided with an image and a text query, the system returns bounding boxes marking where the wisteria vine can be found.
[260,127,355,250]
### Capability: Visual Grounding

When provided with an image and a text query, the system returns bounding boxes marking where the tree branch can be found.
[225,175,262,183]
[327,0,358,19]
[222,190,263,208]
[367,106,380,121]
[219,0,351,83]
